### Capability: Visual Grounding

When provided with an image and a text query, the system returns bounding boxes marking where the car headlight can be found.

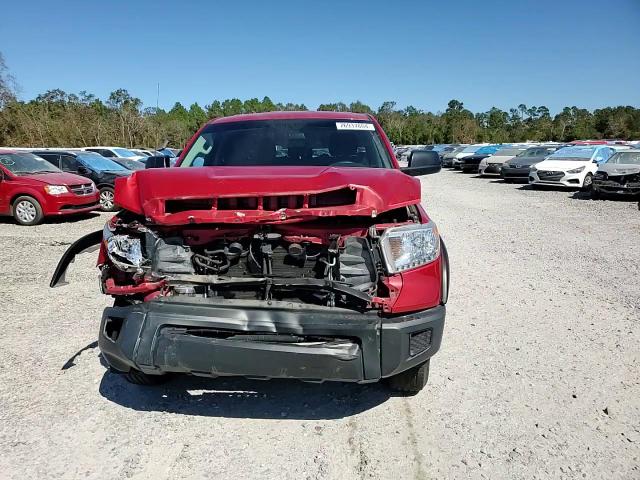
[106,233,145,272]
[90,182,97,192]
[44,185,69,195]
[567,166,585,174]
[379,221,440,274]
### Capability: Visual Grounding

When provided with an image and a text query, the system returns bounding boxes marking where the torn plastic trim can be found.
[50,230,103,288]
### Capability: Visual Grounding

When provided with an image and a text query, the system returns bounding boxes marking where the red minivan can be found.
[0,150,100,225]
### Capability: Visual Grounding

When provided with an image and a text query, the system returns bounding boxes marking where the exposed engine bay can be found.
[101,207,419,311]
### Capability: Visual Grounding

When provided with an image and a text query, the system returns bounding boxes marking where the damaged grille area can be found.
[163,188,357,214]
[103,215,384,311]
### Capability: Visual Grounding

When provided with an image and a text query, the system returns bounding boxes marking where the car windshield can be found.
[547,146,596,161]
[115,158,145,170]
[461,145,482,153]
[0,152,61,174]
[180,119,394,168]
[605,151,640,165]
[112,148,139,158]
[77,153,129,172]
[475,145,500,155]
[495,148,526,157]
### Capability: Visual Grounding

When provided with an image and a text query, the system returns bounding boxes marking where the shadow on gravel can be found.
[489,179,522,184]
[570,191,639,202]
[515,184,564,192]
[98,371,392,419]
[0,211,101,225]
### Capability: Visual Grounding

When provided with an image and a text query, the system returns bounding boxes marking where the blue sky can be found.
[3,0,639,113]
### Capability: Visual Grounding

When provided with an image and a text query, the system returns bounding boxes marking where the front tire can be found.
[99,187,116,211]
[12,196,44,226]
[124,368,168,386]
[581,173,594,192]
[386,360,430,394]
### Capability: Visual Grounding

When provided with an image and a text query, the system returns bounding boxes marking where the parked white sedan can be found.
[529,145,629,190]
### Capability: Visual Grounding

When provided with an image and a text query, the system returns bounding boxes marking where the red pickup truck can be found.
[51,111,448,393]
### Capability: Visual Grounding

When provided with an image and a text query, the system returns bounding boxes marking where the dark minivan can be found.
[33,150,131,211]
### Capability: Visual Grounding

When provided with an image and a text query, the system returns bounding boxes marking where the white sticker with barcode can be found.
[336,122,375,131]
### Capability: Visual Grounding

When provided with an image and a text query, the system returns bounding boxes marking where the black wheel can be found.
[99,187,116,211]
[581,173,594,192]
[12,196,44,226]
[124,368,168,386]
[386,360,430,394]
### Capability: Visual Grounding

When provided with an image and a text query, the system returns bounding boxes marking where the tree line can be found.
[1,53,639,149]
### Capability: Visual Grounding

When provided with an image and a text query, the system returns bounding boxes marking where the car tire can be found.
[386,360,430,395]
[99,187,116,211]
[12,196,44,226]
[590,188,601,200]
[581,173,594,192]
[124,368,168,386]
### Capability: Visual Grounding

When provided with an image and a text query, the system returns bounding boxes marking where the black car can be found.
[33,150,131,211]
[460,153,490,173]
[500,146,563,182]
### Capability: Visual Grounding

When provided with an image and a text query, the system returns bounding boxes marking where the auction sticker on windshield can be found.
[336,122,375,131]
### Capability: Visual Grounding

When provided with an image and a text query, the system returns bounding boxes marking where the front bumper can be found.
[529,170,584,188]
[593,179,640,195]
[501,167,530,180]
[44,192,101,216]
[479,163,502,175]
[99,298,446,383]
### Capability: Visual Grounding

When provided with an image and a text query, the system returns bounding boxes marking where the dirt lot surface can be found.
[1,170,638,479]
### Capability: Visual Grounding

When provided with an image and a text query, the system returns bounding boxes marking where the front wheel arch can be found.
[12,195,44,225]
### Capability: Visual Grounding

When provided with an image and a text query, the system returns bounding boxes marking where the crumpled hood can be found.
[114,166,422,225]
[598,163,640,175]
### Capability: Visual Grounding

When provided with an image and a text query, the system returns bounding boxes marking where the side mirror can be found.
[77,165,89,175]
[401,150,442,176]
[145,155,171,169]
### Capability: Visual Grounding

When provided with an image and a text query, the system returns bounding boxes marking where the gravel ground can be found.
[0,170,638,479]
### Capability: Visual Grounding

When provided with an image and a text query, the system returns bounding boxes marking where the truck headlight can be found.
[567,166,585,174]
[106,234,145,272]
[379,221,440,274]
[44,185,69,195]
